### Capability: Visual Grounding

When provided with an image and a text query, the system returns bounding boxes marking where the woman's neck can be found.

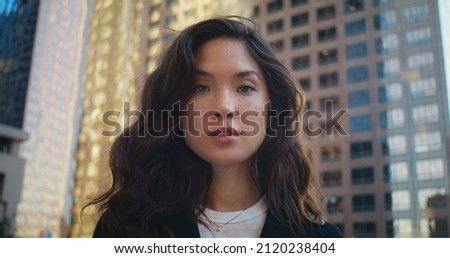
[207,161,261,212]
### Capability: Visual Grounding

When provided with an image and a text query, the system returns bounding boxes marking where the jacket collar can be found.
[167,210,301,238]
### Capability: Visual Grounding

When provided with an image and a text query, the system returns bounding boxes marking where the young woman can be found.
[90,16,342,238]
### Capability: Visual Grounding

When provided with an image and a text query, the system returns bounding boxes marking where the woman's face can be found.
[182,37,270,169]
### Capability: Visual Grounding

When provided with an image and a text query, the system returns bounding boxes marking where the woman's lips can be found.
[207,127,240,136]
[207,127,240,143]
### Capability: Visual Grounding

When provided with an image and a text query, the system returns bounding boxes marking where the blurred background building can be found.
[0,0,38,237]
[70,0,151,237]
[0,0,91,237]
[0,0,449,238]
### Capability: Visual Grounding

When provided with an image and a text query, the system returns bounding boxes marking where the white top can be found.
[197,197,268,238]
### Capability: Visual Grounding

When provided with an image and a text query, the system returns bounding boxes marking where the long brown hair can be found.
[87,16,324,237]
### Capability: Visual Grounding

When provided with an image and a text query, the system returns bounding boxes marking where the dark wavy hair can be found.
[87,16,324,237]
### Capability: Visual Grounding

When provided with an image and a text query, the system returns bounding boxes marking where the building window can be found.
[318,27,336,42]
[291,0,308,7]
[350,140,372,158]
[344,0,364,14]
[374,10,397,30]
[345,19,366,36]
[393,219,414,237]
[382,135,407,155]
[385,192,392,210]
[150,3,161,13]
[352,194,376,212]
[321,145,341,161]
[348,89,370,108]
[349,114,372,133]
[412,103,439,124]
[377,58,400,78]
[292,33,309,49]
[0,137,11,154]
[291,12,308,27]
[422,218,449,238]
[346,41,367,60]
[184,9,196,18]
[0,173,4,201]
[386,221,394,238]
[319,71,339,88]
[404,3,429,23]
[149,20,160,29]
[322,170,342,187]
[378,82,402,103]
[299,77,311,91]
[305,100,311,111]
[375,33,398,53]
[416,158,445,181]
[353,222,377,237]
[414,131,441,153]
[410,77,436,99]
[267,0,283,13]
[165,14,177,26]
[408,52,433,70]
[384,162,409,183]
[325,196,344,214]
[425,193,448,210]
[167,0,178,7]
[267,19,284,34]
[379,108,404,129]
[385,190,411,211]
[163,32,174,43]
[318,48,337,65]
[251,6,260,18]
[352,167,374,185]
[292,55,310,71]
[319,95,340,111]
[373,0,393,7]
[347,65,369,84]
[418,188,446,210]
[270,39,284,52]
[406,27,432,46]
[317,5,335,21]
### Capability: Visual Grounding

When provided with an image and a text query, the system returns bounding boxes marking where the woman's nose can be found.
[214,89,238,119]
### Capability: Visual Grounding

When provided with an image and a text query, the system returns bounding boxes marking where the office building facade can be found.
[251,0,450,237]
[0,0,38,237]
[12,0,91,237]
[70,0,150,237]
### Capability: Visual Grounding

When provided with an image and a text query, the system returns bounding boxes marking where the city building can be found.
[0,0,38,237]
[250,0,450,237]
[70,0,151,238]
[12,0,91,237]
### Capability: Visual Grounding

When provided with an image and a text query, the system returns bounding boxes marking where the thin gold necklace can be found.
[204,207,249,232]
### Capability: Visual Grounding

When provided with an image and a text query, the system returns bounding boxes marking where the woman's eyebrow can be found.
[196,69,262,80]
[196,69,213,78]
[233,70,262,80]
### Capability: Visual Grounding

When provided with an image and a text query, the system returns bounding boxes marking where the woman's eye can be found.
[194,85,209,93]
[237,85,255,93]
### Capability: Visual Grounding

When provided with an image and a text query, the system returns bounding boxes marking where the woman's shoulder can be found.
[303,221,343,238]
[262,211,343,238]
[92,210,128,238]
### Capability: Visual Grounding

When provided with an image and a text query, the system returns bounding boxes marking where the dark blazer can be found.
[93,210,343,238]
